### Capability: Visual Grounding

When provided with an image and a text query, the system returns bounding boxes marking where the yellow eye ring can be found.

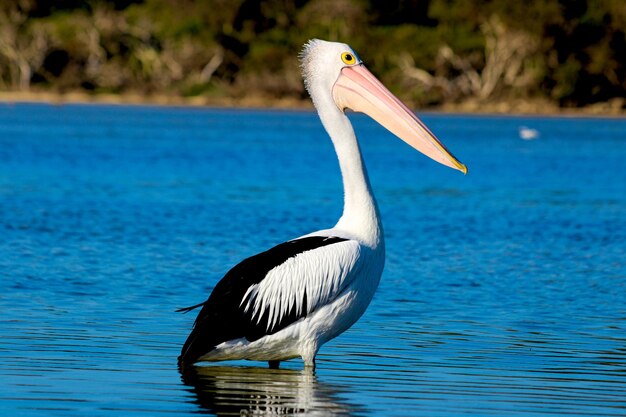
[341,52,356,65]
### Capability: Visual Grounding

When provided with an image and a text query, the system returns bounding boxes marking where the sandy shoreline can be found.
[0,90,312,110]
[1,90,624,117]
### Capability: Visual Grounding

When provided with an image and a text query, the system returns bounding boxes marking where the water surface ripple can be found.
[1,104,625,416]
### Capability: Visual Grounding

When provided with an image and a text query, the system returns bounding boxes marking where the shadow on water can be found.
[180,365,361,416]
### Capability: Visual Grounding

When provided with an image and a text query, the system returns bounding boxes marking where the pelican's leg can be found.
[302,343,318,372]
[268,360,280,369]
[303,356,316,372]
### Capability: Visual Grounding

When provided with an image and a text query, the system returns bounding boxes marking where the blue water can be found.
[1,103,625,416]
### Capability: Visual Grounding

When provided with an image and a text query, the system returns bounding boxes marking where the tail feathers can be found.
[176,301,206,314]
[177,300,212,366]
[179,331,212,367]
[179,307,235,367]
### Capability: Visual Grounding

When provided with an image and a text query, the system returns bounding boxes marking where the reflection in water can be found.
[181,365,359,416]
[2,106,626,416]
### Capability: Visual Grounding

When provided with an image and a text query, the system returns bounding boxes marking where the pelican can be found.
[178,39,467,370]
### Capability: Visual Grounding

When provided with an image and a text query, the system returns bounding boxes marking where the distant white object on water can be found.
[519,126,540,140]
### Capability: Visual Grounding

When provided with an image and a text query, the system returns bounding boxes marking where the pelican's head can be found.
[300,39,467,174]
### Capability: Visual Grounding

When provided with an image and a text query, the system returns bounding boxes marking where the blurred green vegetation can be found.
[1,0,625,109]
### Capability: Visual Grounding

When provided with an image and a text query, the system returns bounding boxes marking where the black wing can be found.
[179,236,348,365]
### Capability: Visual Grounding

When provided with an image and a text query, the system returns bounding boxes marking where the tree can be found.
[0,2,49,90]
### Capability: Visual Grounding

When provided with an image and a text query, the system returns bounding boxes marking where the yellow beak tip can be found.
[459,163,468,175]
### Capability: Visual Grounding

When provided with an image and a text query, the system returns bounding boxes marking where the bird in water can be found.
[178,39,467,371]
[518,126,540,140]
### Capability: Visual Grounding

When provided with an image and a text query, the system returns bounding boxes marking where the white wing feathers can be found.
[240,240,362,331]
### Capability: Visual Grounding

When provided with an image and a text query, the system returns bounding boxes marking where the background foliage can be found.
[1,0,625,109]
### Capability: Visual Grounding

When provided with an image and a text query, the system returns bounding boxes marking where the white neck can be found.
[314,94,383,248]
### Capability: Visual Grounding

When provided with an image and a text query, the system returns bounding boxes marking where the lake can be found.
[1,103,625,416]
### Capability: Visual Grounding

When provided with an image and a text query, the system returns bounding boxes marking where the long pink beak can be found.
[332,64,467,174]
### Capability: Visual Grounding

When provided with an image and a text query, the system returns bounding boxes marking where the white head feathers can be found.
[299,39,361,104]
